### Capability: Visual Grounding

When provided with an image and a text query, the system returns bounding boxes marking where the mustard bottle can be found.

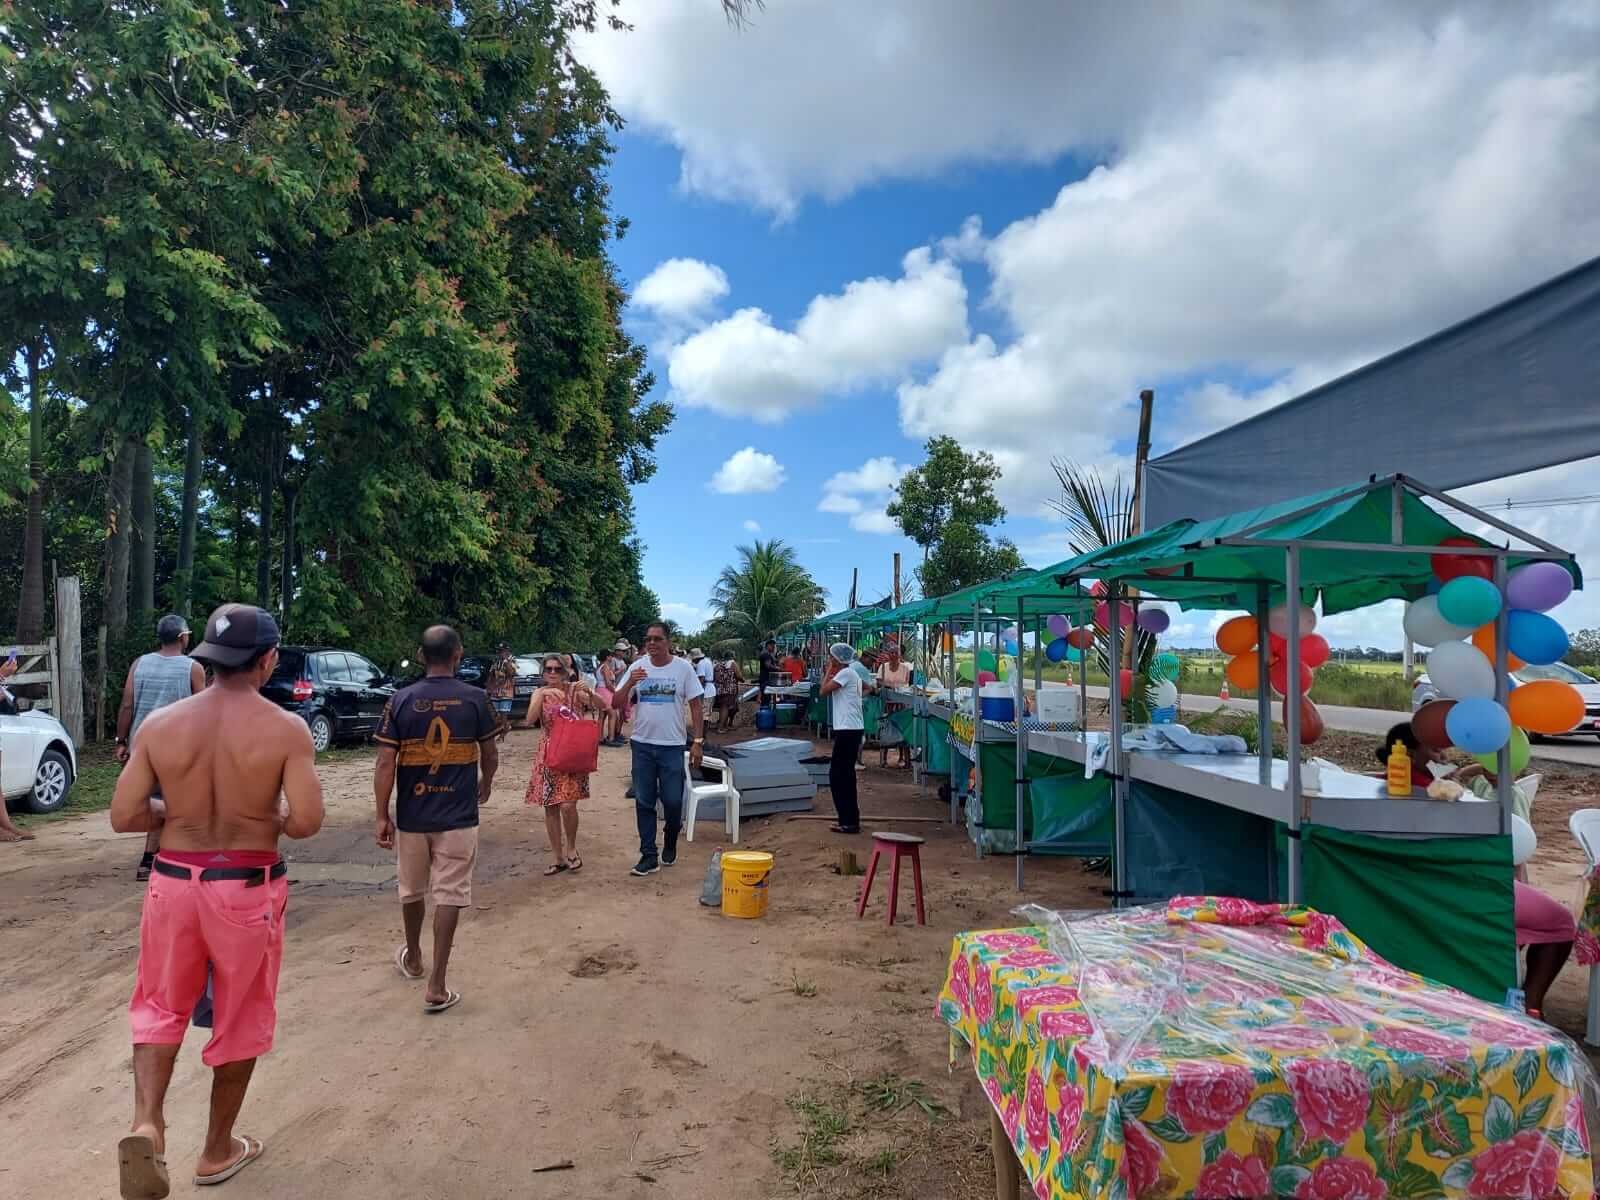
[1386,739,1412,797]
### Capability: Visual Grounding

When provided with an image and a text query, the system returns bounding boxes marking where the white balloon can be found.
[1426,639,1496,700]
[1267,603,1317,638]
[1147,678,1178,709]
[1511,813,1537,867]
[1402,595,1474,648]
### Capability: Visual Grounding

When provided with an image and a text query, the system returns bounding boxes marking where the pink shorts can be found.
[596,687,614,708]
[129,859,288,1066]
[1515,880,1576,946]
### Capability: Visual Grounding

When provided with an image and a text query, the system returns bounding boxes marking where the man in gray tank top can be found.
[117,614,207,880]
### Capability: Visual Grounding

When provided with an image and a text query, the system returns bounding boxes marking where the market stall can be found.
[981,474,1581,1002]
[941,900,1597,1200]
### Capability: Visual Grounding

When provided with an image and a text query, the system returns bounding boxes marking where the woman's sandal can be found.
[566,855,583,872]
[543,862,569,876]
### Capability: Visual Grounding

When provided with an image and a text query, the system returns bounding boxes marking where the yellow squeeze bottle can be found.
[1387,740,1412,797]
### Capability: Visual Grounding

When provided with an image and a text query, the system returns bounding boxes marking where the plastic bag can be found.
[698,848,722,907]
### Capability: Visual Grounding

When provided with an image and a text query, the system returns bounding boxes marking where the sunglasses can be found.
[544,664,566,674]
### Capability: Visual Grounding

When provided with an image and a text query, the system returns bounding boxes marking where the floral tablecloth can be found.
[938,897,1595,1200]
[1576,876,1600,966]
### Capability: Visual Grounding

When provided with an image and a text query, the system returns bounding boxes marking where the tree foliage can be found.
[888,435,1021,596]
[707,539,825,656]
[0,0,663,712]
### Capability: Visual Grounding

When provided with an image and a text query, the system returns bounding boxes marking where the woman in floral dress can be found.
[519,656,604,875]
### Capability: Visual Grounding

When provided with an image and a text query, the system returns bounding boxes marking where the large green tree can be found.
[708,539,825,656]
[887,435,1022,596]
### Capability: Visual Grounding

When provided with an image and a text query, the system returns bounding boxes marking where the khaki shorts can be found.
[396,827,478,908]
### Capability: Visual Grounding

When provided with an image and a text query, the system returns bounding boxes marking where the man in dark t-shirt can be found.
[374,625,498,1013]
[757,638,778,709]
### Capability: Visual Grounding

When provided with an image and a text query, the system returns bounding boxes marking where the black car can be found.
[451,653,545,718]
[261,646,397,752]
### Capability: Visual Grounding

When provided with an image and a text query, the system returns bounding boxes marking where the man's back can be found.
[376,675,495,833]
[140,688,318,852]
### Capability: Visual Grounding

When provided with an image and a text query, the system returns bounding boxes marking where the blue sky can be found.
[580,2,1600,647]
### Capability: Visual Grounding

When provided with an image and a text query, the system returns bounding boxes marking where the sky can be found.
[579,1,1600,648]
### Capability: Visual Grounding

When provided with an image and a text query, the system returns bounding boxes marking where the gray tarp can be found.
[1145,255,1600,526]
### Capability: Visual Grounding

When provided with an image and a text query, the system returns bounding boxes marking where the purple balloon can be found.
[1506,562,1574,613]
[1136,608,1171,634]
[1046,613,1070,637]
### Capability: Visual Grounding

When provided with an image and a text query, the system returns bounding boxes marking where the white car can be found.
[1412,662,1600,737]
[2,705,78,814]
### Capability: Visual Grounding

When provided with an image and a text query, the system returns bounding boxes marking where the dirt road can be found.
[0,732,1106,1199]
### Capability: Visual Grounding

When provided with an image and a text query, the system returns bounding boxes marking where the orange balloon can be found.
[1225,650,1262,691]
[1471,623,1525,672]
[1508,680,1585,735]
[941,632,954,652]
[1216,616,1260,658]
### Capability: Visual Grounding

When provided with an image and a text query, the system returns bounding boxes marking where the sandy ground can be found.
[0,730,1105,1199]
[4,726,1598,1199]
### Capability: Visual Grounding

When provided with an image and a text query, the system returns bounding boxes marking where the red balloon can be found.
[1411,699,1455,749]
[1299,633,1330,669]
[1285,694,1324,745]
[1066,626,1094,650]
[1431,536,1493,582]
[1118,668,1134,695]
[1269,658,1313,695]
[1268,632,1287,658]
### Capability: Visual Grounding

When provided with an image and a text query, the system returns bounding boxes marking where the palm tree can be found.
[708,539,825,656]
[1050,460,1158,717]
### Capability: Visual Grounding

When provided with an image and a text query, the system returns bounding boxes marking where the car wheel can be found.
[308,712,334,753]
[26,748,73,814]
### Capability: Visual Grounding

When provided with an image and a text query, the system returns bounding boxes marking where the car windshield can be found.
[514,656,544,675]
[1517,662,1597,685]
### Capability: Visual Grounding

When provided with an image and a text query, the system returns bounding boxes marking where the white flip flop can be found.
[194,1134,263,1187]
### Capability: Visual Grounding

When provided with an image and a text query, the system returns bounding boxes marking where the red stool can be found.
[856,832,926,926]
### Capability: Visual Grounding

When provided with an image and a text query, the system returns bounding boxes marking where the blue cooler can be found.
[978,683,1015,722]
[755,706,777,732]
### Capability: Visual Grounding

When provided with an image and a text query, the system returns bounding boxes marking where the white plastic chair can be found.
[683,753,739,844]
[1567,808,1600,1047]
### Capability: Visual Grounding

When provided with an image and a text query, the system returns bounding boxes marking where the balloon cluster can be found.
[1214,605,1331,744]
[1406,544,1578,772]
[1044,612,1095,665]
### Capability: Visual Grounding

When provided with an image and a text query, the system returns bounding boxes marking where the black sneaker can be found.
[625,786,636,799]
[662,841,678,867]
[630,856,660,877]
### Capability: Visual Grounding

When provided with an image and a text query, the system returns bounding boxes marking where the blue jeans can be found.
[631,740,685,859]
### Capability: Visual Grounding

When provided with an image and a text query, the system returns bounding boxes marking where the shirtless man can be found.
[110,604,324,1199]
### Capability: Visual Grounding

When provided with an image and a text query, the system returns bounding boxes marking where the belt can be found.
[152,859,286,887]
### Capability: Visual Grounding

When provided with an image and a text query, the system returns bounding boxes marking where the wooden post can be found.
[1123,388,1156,673]
[991,1109,1021,1199]
[892,552,902,608]
[849,567,859,611]
[56,576,84,746]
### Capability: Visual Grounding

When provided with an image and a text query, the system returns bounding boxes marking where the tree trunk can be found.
[279,480,296,631]
[176,404,203,617]
[15,341,45,643]
[131,441,155,624]
[105,436,137,637]
[255,440,274,609]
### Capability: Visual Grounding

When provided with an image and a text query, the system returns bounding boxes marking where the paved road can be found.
[1078,686,1600,768]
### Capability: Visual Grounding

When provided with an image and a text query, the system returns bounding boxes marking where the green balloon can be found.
[1474,725,1530,776]
[957,661,975,683]
[976,649,998,673]
[1152,652,1181,681]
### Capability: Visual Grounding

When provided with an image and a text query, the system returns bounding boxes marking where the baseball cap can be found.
[191,603,281,668]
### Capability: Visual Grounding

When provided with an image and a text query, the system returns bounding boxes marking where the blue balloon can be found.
[1506,609,1569,665]
[1003,639,1019,656]
[1424,578,1442,596]
[1045,637,1069,663]
[1436,576,1501,628]
[1445,697,1511,755]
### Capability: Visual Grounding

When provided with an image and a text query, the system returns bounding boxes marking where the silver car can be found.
[2,704,79,814]
[1412,662,1600,737]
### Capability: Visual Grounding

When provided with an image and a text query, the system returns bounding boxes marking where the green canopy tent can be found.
[982,473,1579,1002]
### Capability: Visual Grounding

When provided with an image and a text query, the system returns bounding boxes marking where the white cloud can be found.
[850,509,899,535]
[818,456,910,533]
[742,519,762,533]
[939,215,986,262]
[661,602,706,629]
[665,248,968,422]
[710,447,787,494]
[633,257,730,324]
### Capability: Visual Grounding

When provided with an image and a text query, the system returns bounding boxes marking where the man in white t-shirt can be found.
[690,648,715,696]
[819,642,874,834]
[612,622,704,875]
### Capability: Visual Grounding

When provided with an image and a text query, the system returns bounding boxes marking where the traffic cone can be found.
[1219,679,1230,701]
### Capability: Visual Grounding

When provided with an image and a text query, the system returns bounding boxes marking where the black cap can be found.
[191,603,281,668]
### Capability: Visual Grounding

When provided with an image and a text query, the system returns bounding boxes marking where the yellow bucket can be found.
[720,851,774,919]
